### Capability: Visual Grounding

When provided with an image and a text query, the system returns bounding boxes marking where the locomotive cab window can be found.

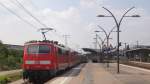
[27,45,50,54]
[66,51,69,55]
[58,48,62,55]
[58,48,66,56]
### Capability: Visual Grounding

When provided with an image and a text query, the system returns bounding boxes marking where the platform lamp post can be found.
[97,7,140,73]
[96,25,116,67]
[121,42,127,53]
[94,30,105,49]
[94,30,106,62]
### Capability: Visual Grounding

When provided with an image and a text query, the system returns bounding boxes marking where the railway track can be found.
[9,64,84,84]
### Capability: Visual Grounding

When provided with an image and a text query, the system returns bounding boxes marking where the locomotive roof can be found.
[25,40,71,51]
[54,44,71,51]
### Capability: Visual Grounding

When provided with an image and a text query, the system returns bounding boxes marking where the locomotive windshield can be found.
[27,45,50,54]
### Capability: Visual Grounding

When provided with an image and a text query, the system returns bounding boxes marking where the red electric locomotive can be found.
[22,40,80,83]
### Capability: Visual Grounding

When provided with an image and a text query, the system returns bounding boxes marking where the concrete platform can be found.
[67,63,122,84]
[53,63,150,84]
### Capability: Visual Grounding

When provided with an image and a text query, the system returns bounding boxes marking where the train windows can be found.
[66,51,69,55]
[61,49,66,55]
[58,48,62,55]
[27,45,50,54]
[39,45,50,53]
[57,48,68,56]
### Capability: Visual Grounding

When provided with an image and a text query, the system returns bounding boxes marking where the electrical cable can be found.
[14,0,48,28]
[0,2,37,29]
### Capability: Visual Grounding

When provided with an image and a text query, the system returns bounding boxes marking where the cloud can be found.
[0,0,91,49]
[0,0,150,50]
[80,0,97,8]
[80,0,108,8]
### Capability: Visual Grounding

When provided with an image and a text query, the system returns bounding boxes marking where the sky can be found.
[0,0,150,50]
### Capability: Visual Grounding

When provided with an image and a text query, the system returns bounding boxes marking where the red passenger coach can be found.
[22,40,81,83]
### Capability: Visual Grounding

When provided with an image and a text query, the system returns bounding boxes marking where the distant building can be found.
[129,45,150,49]
[125,45,150,62]
[5,44,24,50]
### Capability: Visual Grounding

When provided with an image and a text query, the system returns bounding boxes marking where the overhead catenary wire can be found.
[0,2,37,29]
[9,0,65,40]
[1,0,81,49]
[14,0,48,28]
[13,0,66,39]
[28,0,39,10]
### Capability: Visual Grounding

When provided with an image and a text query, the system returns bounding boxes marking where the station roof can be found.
[82,48,100,53]
[126,48,150,52]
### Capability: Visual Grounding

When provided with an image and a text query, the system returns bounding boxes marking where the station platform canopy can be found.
[82,48,101,54]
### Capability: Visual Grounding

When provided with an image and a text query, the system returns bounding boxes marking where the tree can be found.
[0,41,23,70]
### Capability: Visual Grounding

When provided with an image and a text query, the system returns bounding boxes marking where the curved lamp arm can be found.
[97,25,108,38]
[118,7,135,28]
[102,7,119,28]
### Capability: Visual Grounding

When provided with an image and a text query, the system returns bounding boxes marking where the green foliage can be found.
[0,72,22,84]
[6,72,22,82]
[0,76,8,84]
[0,41,23,70]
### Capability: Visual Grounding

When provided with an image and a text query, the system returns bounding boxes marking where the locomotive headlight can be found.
[40,61,51,64]
[25,60,35,64]
[25,60,51,64]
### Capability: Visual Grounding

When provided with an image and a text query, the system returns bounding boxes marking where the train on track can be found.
[22,40,84,83]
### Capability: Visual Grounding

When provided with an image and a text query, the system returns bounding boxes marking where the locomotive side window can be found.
[58,48,62,55]
[61,49,66,55]
[66,51,69,55]
[27,45,50,54]
[57,48,67,56]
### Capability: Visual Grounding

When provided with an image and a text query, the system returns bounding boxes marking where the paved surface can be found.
[10,63,150,84]
[68,63,122,84]
[9,79,24,84]
[46,63,122,84]
[106,63,150,84]
[0,69,22,76]
[45,64,85,84]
